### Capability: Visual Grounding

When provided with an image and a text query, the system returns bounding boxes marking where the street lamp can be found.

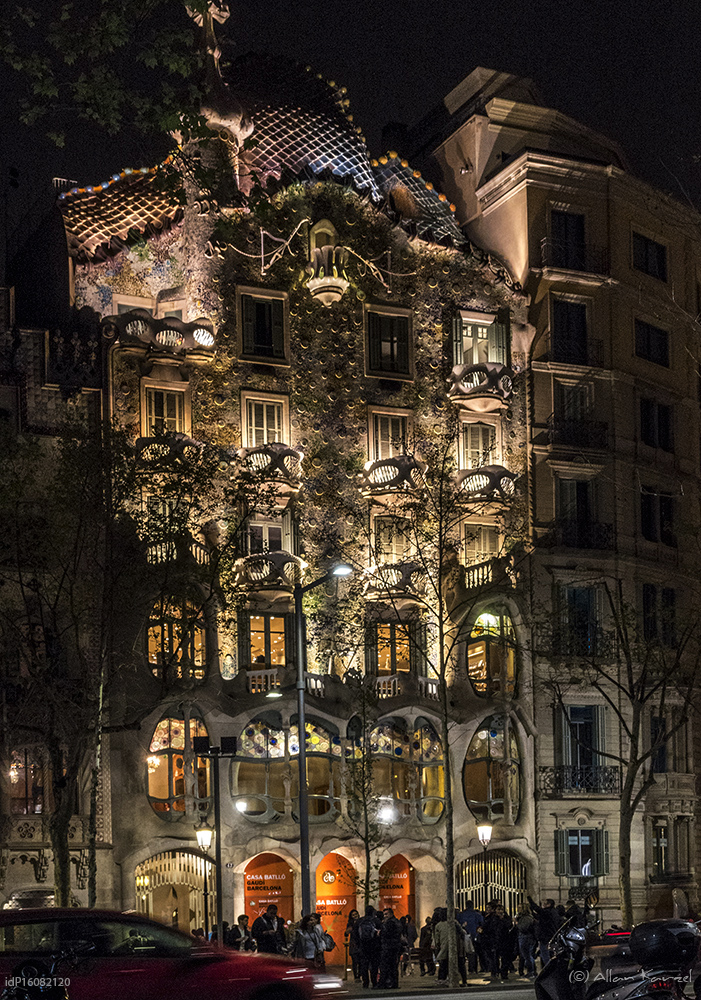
[195,819,213,939]
[478,823,493,910]
[192,735,238,945]
[295,562,352,915]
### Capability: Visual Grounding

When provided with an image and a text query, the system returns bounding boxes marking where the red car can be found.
[0,909,344,1000]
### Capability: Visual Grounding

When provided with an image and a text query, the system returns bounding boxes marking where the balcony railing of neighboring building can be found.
[146,534,210,567]
[233,551,305,589]
[237,442,304,488]
[246,667,281,694]
[455,465,517,503]
[539,765,621,796]
[540,238,610,276]
[541,520,615,551]
[534,624,617,660]
[549,339,604,368]
[649,870,694,885]
[547,416,609,450]
[447,362,514,412]
[364,561,428,599]
[361,455,426,493]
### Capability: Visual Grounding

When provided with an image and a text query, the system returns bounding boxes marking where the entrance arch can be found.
[244,853,295,923]
[135,850,213,933]
[455,849,527,915]
[316,851,357,958]
[379,855,416,918]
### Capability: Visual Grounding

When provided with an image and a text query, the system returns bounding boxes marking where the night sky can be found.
[3,0,701,235]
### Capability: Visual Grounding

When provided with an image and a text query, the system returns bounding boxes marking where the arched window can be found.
[463,714,520,822]
[9,748,47,815]
[234,719,342,821]
[147,713,211,819]
[363,721,444,823]
[467,611,516,696]
[147,595,206,683]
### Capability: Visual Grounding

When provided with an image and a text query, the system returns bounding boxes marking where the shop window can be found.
[234,719,342,820]
[239,289,288,362]
[466,612,516,696]
[463,714,520,821]
[358,721,444,822]
[143,386,187,435]
[366,308,412,378]
[452,311,509,366]
[369,410,410,461]
[147,596,206,683]
[147,713,210,819]
[554,828,609,877]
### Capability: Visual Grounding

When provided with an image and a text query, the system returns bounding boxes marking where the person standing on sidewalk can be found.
[458,900,483,974]
[356,906,381,988]
[377,907,402,989]
[418,916,435,977]
[433,908,467,987]
[528,896,562,970]
[515,903,536,977]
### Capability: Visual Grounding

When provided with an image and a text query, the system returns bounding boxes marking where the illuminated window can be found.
[9,749,46,815]
[352,722,444,822]
[309,219,338,252]
[147,713,210,819]
[369,411,409,461]
[248,520,283,554]
[554,828,609,877]
[234,719,342,821]
[366,621,414,675]
[651,822,669,878]
[248,614,286,667]
[467,612,516,696]
[144,387,186,435]
[463,714,520,821]
[113,293,154,315]
[147,596,206,683]
[452,312,509,366]
[461,422,496,470]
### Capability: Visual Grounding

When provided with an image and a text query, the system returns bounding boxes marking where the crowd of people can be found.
[190,895,586,987]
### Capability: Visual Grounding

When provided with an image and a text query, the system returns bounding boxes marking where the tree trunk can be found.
[441,698,459,987]
[618,792,635,928]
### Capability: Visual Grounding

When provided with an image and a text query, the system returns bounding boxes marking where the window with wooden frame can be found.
[365,306,412,378]
[368,408,410,461]
[238,289,289,363]
[241,392,289,447]
[451,311,509,366]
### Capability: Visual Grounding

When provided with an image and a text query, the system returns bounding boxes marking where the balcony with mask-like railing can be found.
[102,310,216,361]
[364,561,428,601]
[539,764,621,797]
[455,465,517,503]
[361,455,426,494]
[447,362,515,413]
[233,550,306,591]
[237,442,304,491]
[540,238,610,276]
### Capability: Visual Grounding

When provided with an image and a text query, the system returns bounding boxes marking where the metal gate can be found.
[455,850,527,915]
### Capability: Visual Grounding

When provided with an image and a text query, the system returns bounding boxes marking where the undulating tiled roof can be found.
[372,153,465,247]
[59,168,182,262]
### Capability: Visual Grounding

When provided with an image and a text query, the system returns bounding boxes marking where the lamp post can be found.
[192,735,237,945]
[295,562,352,916]
[195,819,213,939]
[478,823,493,910]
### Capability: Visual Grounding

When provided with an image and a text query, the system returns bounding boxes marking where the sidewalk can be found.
[337,971,535,995]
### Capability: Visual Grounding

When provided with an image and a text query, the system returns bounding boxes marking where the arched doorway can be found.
[379,855,416,919]
[455,849,527,915]
[135,850,213,933]
[316,852,357,962]
[244,853,295,923]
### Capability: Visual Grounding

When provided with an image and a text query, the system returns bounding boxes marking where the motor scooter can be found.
[535,917,700,1000]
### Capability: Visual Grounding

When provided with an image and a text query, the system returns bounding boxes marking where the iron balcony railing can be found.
[547,416,608,449]
[534,624,617,659]
[544,520,615,551]
[550,339,604,368]
[540,765,621,796]
[540,238,610,275]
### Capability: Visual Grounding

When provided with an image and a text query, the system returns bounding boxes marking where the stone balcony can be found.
[103,310,216,360]
[364,561,428,599]
[447,362,514,413]
[464,556,517,592]
[146,534,210,567]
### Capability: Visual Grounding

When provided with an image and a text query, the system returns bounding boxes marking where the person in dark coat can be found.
[345,908,361,981]
[482,903,512,980]
[418,915,435,977]
[251,904,286,954]
[356,905,381,988]
[377,907,402,989]
[564,899,586,928]
[458,900,483,973]
[228,914,254,950]
[528,896,562,970]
